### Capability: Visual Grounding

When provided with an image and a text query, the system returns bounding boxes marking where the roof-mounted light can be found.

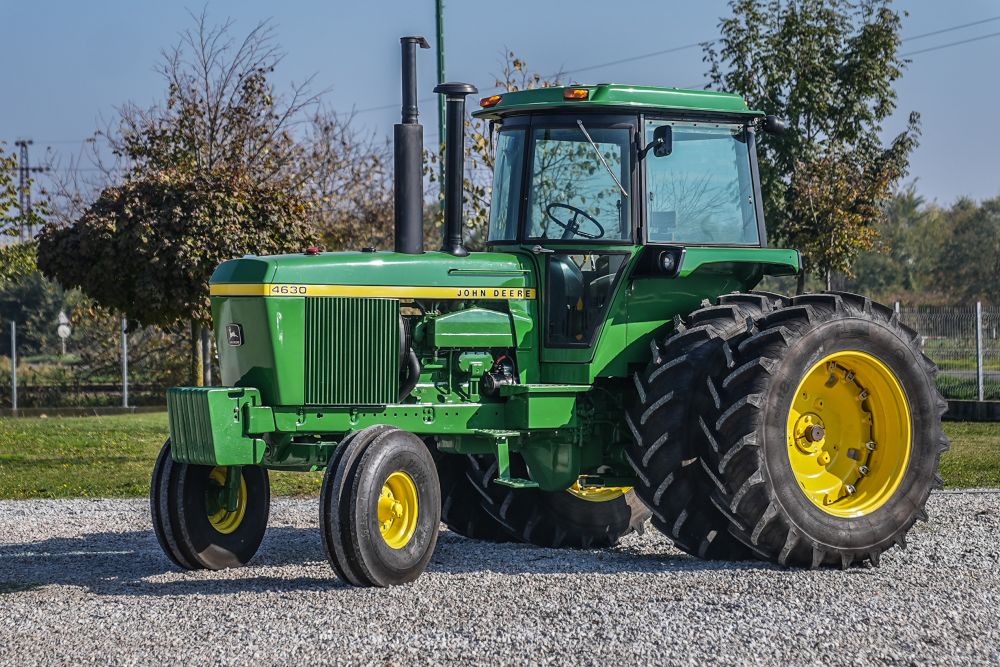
[479,94,502,108]
[563,88,589,100]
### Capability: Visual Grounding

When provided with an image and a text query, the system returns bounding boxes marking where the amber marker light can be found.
[564,88,589,100]
[480,95,502,108]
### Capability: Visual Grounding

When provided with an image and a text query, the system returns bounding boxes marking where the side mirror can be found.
[762,115,787,135]
[641,125,672,159]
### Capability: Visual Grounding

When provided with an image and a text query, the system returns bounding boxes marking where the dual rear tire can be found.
[626,291,948,568]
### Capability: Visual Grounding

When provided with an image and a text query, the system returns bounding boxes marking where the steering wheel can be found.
[545,202,606,240]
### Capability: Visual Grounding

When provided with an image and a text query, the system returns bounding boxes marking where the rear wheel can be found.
[320,426,441,587]
[150,439,270,570]
[466,453,650,549]
[696,292,948,567]
[429,439,510,542]
[625,292,787,559]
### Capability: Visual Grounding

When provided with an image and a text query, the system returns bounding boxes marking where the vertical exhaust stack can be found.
[433,82,478,257]
[393,36,430,255]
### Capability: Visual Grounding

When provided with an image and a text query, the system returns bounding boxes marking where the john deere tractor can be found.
[151,37,947,586]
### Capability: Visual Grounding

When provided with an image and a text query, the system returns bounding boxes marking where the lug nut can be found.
[859,465,870,476]
[845,484,856,495]
[866,441,877,451]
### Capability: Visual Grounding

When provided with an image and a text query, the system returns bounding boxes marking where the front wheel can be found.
[150,440,270,570]
[320,426,441,587]
[696,293,949,567]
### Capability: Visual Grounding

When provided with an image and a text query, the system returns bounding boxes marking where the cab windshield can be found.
[488,124,632,242]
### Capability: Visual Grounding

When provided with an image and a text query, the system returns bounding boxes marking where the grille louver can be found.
[304,297,400,405]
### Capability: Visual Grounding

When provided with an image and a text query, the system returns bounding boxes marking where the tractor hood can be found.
[209,250,537,299]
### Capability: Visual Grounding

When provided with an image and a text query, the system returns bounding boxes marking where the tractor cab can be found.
[473,85,796,376]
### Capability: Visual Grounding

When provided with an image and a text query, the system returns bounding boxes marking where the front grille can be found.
[304,297,400,405]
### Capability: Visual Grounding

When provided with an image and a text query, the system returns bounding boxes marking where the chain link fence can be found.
[1,315,194,410]
[898,303,999,401]
[2,302,998,409]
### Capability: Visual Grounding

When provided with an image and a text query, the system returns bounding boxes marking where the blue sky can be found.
[2,0,998,205]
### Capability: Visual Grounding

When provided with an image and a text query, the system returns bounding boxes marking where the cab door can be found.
[515,115,638,378]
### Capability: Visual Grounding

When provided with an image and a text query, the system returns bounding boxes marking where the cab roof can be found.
[472,83,762,120]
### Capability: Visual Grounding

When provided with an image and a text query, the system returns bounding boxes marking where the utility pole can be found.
[14,139,48,241]
[435,0,446,216]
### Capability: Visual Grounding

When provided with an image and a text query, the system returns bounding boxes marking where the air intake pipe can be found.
[433,82,478,257]
[393,36,430,255]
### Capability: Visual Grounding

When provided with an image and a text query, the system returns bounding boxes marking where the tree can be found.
[36,12,318,384]
[705,0,919,290]
[305,113,395,251]
[935,197,1000,305]
[425,52,562,249]
[0,272,74,357]
[845,184,947,301]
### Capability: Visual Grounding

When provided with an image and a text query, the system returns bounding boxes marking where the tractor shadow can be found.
[0,521,785,598]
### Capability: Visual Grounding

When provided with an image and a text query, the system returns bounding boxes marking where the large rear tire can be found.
[465,453,650,549]
[625,292,787,559]
[696,292,949,567]
[428,439,510,542]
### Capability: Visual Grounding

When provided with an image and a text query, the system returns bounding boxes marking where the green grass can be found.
[0,413,998,499]
[0,413,322,500]
[938,421,1000,488]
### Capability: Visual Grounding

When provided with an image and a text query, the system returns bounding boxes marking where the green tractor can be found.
[151,37,947,586]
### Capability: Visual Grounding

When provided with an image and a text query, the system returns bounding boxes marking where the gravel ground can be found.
[1,492,998,666]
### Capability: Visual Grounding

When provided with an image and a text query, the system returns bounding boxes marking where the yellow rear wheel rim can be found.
[787,350,911,517]
[567,479,632,503]
[379,471,419,549]
[206,467,248,535]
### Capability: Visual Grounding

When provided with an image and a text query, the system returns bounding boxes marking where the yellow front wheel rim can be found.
[567,479,632,503]
[787,351,911,517]
[379,471,419,549]
[206,467,248,535]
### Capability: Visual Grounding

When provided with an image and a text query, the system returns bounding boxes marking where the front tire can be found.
[320,426,441,587]
[697,293,949,567]
[150,439,270,570]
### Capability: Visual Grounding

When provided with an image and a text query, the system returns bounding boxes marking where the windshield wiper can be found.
[576,119,628,199]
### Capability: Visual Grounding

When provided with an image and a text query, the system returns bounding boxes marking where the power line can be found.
[903,15,1000,42]
[900,30,1000,57]
[337,14,1000,117]
[12,13,1000,145]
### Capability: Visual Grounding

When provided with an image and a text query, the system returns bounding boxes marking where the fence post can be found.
[121,317,129,409]
[9,320,16,412]
[976,301,984,402]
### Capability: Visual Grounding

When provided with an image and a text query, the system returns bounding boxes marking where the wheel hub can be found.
[786,351,912,517]
[567,478,631,503]
[378,471,419,549]
[205,467,247,535]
